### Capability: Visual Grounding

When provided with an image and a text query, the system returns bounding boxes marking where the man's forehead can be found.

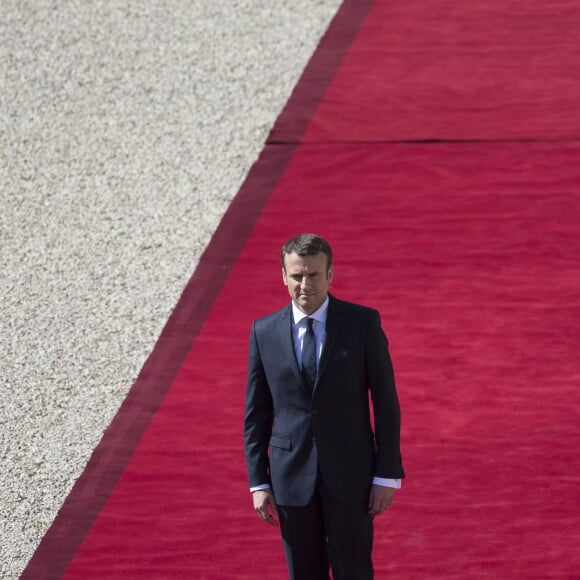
[287,263,319,272]
[284,252,328,270]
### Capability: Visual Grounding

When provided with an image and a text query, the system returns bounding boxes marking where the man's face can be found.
[282,252,334,315]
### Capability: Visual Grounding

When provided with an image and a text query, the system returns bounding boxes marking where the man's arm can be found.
[243,322,274,492]
[366,310,405,479]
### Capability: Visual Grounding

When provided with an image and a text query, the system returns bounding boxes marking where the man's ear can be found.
[327,265,334,284]
[282,267,288,286]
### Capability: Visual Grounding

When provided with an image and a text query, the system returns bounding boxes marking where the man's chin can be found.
[296,296,318,314]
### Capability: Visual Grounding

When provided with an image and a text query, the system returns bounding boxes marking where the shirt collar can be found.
[291,296,330,326]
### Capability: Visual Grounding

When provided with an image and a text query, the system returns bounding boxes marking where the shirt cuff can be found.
[372,477,401,489]
[250,484,271,492]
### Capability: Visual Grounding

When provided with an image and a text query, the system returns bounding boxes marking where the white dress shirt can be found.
[250,297,401,492]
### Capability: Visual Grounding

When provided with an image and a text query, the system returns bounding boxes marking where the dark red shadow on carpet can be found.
[24,0,580,578]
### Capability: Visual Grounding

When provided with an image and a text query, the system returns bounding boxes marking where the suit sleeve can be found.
[243,321,273,488]
[366,311,405,479]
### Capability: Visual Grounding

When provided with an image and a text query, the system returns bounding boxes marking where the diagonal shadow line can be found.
[268,136,580,146]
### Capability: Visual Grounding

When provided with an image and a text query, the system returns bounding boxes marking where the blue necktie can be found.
[302,317,317,389]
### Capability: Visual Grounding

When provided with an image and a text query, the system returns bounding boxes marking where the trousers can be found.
[277,469,374,580]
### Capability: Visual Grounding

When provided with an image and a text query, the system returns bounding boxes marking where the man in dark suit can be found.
[244,233,404,580]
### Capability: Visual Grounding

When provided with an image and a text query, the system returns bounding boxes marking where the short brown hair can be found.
[281,233,333,270]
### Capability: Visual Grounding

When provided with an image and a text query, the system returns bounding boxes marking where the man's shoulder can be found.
[252,304,289,330]
[250,296,380,329]
[331,296,379,319]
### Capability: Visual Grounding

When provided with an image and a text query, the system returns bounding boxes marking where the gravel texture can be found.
[0,1,340,576]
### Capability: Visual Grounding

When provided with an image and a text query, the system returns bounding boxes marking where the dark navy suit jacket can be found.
[244,294,404,506]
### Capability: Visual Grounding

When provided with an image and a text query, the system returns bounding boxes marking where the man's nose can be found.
[300,277,309,290]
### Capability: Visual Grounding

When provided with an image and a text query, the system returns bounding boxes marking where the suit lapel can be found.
[316,295,342,388]
[279,297,344,395]
[278,306,309,393]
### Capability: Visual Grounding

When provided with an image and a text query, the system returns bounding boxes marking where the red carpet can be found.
[24,1,580,578]
[272,0,580,143]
